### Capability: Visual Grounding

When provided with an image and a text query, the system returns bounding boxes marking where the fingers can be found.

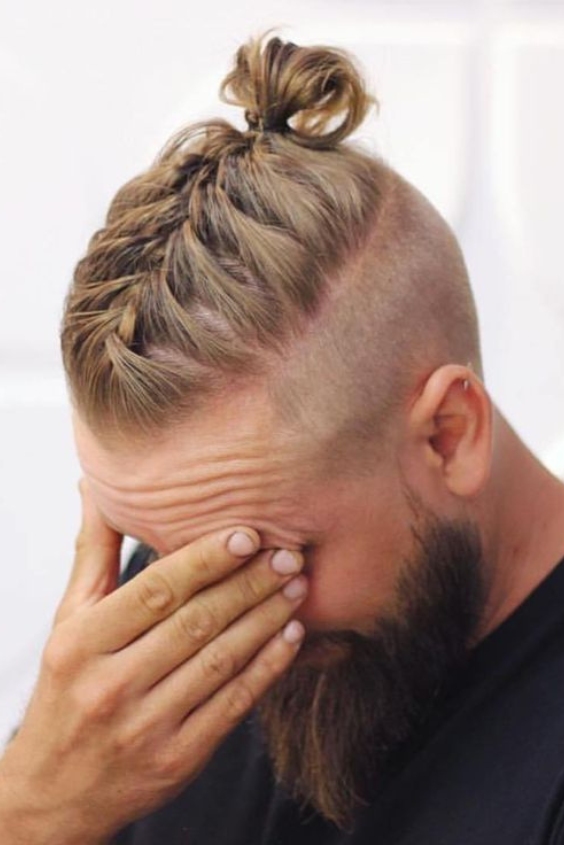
[78,526,261,653]
[55,480,122,626]
[146,572,307,721]
[175,619,305,769]
[120,549,304,689]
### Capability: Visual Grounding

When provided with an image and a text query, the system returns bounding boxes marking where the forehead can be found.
[73,394,324,554]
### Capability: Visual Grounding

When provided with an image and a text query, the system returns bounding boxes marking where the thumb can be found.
[54,479,122,626]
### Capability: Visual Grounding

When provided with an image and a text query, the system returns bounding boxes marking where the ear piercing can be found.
[462,361,473,391]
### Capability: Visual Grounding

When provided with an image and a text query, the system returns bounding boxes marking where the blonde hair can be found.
[61,35,480,449]
[61,36,385,437]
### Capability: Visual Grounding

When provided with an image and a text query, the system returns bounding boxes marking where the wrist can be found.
[0,761,108,845]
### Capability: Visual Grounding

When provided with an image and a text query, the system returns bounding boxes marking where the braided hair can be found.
[61,35,386,439]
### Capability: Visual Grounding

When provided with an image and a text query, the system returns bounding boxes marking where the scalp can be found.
[269,169,482,471]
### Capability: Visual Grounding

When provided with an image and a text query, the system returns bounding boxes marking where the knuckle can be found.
[154,747,186,784]
[224,681,255,723]
[112,717,148,755]
[136,569,176,615]
[200,643,235,682]
[73,681,119,723]
[43,629,76,677]
[175,602,217,647]
[189,543,215,586]
[236,568,265,605]
[255,650,287,680]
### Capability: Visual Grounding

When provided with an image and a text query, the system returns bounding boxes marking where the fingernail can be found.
[283,620,305,645]
[271,549,302,575]
[227,531,258,556]
[282,576,308,601]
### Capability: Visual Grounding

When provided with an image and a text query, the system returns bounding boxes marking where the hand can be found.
[0,482,306,845]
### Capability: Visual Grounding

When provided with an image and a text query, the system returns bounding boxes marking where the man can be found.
[1,34,563,844]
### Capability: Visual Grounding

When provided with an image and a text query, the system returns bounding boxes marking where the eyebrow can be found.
[106,511,325,557]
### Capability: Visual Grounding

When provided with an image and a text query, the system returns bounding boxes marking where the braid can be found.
[61,35,383,439]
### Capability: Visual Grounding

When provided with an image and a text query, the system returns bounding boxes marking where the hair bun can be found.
[220,35,375,149]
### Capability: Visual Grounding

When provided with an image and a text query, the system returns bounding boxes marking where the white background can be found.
[1,0,563,743]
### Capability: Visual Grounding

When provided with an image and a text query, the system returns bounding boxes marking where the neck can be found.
[478,412,564,638]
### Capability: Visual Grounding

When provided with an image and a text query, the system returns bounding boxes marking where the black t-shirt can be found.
[114,550,564,845]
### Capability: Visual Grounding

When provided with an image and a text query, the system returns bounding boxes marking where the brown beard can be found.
[258,514,486,829]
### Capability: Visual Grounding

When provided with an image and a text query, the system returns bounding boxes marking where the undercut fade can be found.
[61,34,481,453]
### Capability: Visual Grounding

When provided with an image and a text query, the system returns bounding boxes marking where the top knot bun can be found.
[220,35,376,149]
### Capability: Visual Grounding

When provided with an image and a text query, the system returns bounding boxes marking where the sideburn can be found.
[258,517,486,829]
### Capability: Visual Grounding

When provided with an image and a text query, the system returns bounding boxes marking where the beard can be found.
[258,510,487,829]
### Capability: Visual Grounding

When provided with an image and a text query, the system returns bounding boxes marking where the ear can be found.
[408,364,493,498]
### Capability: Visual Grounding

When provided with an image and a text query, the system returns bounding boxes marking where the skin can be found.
[0,363,562,845]
[0,491,307,844]
[74,395,415,636]
[75,364,564,640]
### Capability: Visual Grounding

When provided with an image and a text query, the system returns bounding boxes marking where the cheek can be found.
[298,521,409,633]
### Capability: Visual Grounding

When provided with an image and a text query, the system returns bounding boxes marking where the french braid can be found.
[61,35,384,438]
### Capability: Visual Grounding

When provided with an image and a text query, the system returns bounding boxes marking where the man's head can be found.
[61,35,482,453]
[64,35,494,828]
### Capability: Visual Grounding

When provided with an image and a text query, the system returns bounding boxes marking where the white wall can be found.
[1,0,563,742]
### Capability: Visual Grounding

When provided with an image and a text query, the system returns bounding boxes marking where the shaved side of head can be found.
[270,169,481,468]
